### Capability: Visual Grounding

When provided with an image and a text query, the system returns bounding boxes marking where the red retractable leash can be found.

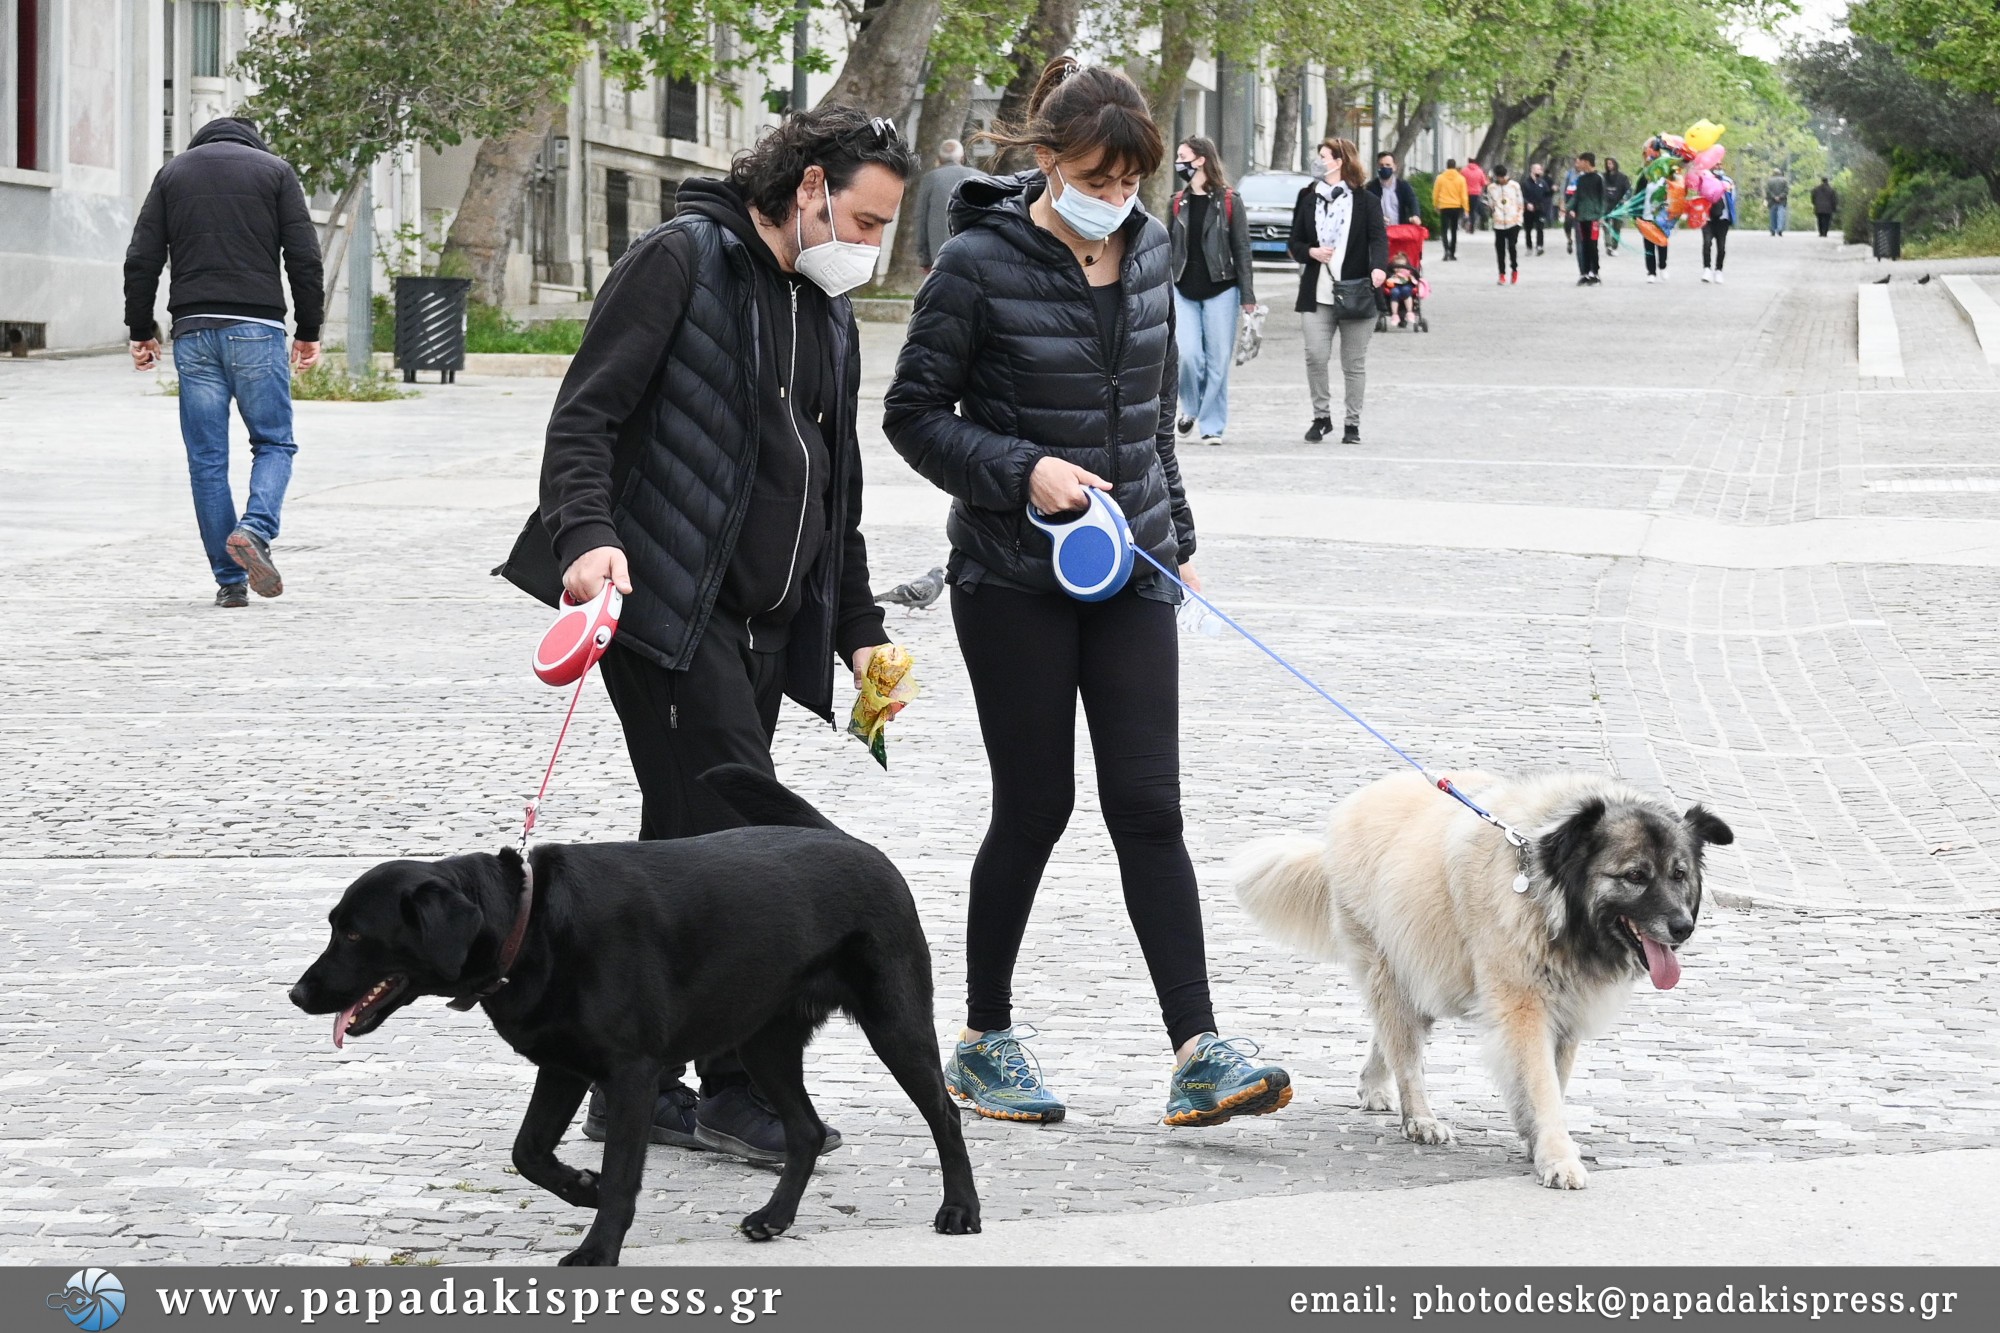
[442,581,623,1015]
[521,581,623,846]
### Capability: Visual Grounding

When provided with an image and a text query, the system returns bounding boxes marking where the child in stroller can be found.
[1378,245,1431,332]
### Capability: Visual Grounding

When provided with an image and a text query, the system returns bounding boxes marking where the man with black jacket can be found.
[1521,164,1554,255]
[1367,152,1421,230]
[124,117,323,607]
[510,108,912,1163]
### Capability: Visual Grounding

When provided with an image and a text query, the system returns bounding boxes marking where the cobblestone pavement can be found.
[1,232,1996,1263]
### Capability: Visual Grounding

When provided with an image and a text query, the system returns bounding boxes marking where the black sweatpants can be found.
[1439,208,1463,257]
[1645,237,1670,275]
[597,615,784,1092]
[1816,211,1833,238]
[1702,218,1732,271]
[1495,225,1520,276]
[1524,212,1545,252]
[951,582,1216,1051]
[1575,218,1600,277]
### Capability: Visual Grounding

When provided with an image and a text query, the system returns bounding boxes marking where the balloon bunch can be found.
[1608,120,1726,246]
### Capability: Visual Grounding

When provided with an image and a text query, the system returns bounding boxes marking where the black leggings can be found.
[951,582,1215,1050]
[1495,226,1520,275]
[1702,219,1731,270]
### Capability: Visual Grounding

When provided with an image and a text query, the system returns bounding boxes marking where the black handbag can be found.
[1331,275,1377,321]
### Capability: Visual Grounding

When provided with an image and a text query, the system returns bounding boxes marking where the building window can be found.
[10,0,47,171]
[662,77,698,143]
[605,169,631,265]
[191,0,222,78]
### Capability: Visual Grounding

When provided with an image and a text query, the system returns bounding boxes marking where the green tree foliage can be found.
[1850,0,2000,101]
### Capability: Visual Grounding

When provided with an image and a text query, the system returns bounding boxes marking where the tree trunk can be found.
[317,171,365,312]
[820,0,945,122]
[1389,97,1436,166]
[989,0,1084,168]
[1272,64,1303,174]
[1324,69,1352,142]
[1139,9,1198,218]
[440,89,565,306]
[1474,91,1547,169]
[878,64,973,295]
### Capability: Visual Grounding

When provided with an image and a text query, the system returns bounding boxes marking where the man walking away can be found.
[914,138,978,273]
[514,106,913,1165]
[1812,177,1839,238]
[1765,170,1789,236]
[1463,158,1488,230]
[1432,159,1468,260]
[1571,153,1605,284]
[124,116,323,607]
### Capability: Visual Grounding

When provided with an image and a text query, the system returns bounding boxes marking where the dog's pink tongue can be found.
[1641,936,1681,990]
[333,1004,358,1049]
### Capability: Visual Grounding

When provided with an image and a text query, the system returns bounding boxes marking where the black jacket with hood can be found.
[882,170,1194,601]
[508,178,885,722]
[123,118,324,341]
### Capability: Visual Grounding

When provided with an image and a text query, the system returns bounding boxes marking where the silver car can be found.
[1237,170,1316,264]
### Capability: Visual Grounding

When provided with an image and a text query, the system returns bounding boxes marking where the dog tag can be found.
[1026,488,1135,602]
[534,583,622,686]
[1512,873,1531,894]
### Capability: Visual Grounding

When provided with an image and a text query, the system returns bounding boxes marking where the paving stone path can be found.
[1,231,1995,1263]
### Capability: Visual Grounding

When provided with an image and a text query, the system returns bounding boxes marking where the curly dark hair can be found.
[728,105,915,224]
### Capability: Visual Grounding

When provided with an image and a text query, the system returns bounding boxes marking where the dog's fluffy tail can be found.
[699,765,840,832]
[1231,834,1340,960]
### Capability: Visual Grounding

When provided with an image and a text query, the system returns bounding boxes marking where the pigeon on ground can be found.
[1918,273,1932,284]
[876,566,946,611]
[1873,275,1892,284]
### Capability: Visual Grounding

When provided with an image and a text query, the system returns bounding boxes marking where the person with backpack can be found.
[1168,136,1256,446]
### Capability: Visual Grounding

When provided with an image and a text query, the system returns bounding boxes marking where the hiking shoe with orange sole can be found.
[1163,1034,1293,1127]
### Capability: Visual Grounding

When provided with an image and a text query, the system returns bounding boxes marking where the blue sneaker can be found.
[1164,1034,1293,1127]
[945,1025,1066,1123]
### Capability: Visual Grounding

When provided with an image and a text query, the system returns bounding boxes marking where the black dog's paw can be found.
[739,1207,793,1242]
[555,1168,600,1210]
[935,1201,981,1235]
[557,1242,619,1266]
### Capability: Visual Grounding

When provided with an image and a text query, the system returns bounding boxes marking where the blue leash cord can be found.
[1128,545,1532,851]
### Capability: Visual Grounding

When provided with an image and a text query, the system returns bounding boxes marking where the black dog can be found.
[289,766,980,1264]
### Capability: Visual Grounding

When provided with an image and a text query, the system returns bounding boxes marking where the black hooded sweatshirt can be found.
[123,118,325,342]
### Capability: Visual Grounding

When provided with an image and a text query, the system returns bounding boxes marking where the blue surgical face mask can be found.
[1052,167,1136,241]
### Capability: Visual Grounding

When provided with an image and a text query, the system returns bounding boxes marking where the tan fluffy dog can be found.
[1234,770,1733,1189]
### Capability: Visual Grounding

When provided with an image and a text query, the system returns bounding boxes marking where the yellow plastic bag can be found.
[847,644,920,768]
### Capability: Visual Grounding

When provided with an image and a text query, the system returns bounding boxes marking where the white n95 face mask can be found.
[1052,167,1136,241]
[794,191,879,296]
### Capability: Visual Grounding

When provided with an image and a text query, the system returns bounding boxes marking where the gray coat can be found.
[914,163,980,268]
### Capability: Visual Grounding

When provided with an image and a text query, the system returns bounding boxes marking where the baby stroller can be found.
[1377,222,1432,332]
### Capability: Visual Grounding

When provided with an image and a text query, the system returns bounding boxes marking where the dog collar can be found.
[447,858,536,1011]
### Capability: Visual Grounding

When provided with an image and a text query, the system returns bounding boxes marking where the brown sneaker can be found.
[225,528,283,598]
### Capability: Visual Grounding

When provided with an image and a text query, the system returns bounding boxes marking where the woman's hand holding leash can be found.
[1029,457,1110,515]
[563,546,633,602]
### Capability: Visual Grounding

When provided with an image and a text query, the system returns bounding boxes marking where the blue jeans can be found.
[1172,289,1241,438]
[1769,203,1787,235]
[171,325,296,584]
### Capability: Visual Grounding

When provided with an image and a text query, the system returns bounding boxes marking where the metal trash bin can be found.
[1872,220,1902,262]
[392,276,471,383]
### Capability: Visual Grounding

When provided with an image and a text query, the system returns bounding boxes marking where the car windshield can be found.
[1238,173,1313,207]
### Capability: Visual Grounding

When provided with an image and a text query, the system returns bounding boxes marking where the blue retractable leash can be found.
[1030,489,1535,872]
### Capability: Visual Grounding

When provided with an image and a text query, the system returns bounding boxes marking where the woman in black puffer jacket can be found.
[885,56,1291,1132]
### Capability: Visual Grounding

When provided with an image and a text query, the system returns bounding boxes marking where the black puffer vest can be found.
[504,213,860,721]
[883,171,1195,599]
